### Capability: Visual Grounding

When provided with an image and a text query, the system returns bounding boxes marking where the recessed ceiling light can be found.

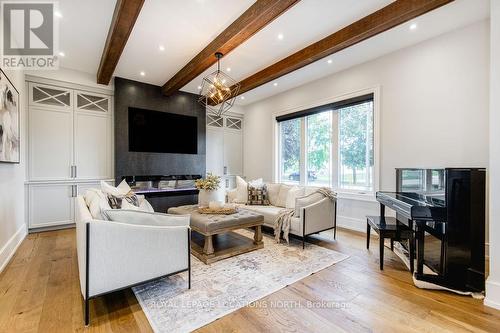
[140,71,145,76]
[409,23,417,31]
[277,33,284,40]
[240,96,245,100]
[226,67,231,72]
[159,45,165,51]
[327,59,332,64]
[58,51,65,57]
[54,11,62,18]
[273,82,278,87]
[197,85,202,90]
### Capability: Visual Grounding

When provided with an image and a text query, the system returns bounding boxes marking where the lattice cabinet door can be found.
[29,82,72,109]
[225,117,242,130]
[74,90,111,114]
[207,114,224,128]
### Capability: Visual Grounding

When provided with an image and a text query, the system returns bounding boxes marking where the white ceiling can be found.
[57,0,490,106]
[233,0,491,105]
[57,0,117,75]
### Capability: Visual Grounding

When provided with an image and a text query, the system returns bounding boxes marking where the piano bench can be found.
[366,216,414,272]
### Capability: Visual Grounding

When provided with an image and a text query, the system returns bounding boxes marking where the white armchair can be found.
[299,197,336,248]
[75,196,191,326]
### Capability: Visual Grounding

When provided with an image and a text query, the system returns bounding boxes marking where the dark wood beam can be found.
[97,0,145,85]
[227,0,454,98]
[162,0,300,96]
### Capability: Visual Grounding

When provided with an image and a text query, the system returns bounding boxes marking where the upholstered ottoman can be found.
[168,205,264,264]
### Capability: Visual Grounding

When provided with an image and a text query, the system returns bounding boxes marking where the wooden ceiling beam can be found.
[97,0,145,85]
[162,0,300,96]
[226,0,454,99]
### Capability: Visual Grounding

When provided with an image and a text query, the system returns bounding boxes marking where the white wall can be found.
[242,20,490,231]
[0,68,27,272]
[485,0,500,310]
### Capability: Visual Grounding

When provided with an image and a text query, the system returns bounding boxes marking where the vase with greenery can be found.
[195,173,222,207]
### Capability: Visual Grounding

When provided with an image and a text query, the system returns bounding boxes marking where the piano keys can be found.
[376,168,486,292]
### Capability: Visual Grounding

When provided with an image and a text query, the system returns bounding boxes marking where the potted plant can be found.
[195,173,222,207]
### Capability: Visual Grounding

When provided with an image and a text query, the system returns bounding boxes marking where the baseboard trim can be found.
[0,225,27,273]
[485,278,500,310]
[337,215,366,233]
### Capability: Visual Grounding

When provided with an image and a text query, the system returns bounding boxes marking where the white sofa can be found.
[75,195,191,326]
[228,182,337,248]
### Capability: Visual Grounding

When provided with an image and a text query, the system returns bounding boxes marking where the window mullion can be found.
[332,111,339,190]
[300,118,307,186]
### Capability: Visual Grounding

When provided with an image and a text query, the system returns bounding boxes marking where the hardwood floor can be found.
[1,227,499,332]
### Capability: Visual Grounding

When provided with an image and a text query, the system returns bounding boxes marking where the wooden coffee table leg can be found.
[254,225,263,245]
[203,235,214,255]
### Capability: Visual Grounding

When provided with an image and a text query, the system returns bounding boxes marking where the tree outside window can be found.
[339,101,374,190]
[280,118,300,184]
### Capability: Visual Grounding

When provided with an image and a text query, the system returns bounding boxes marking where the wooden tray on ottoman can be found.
[168,205,264,264]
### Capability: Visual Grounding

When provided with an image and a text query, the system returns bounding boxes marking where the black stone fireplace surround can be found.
[114,77,206,212]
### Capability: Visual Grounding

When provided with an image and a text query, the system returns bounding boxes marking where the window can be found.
[279,118,301,184]
[307,112,332,187]
[339,100,374,190]
[277,93,375,192]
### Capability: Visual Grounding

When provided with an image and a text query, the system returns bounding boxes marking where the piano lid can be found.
[376,191,447,222]
[377,192,446,207]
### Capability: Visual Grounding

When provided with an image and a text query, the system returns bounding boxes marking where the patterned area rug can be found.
[132,230,349,333]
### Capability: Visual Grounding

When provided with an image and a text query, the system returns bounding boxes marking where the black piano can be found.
[376,168,486,292]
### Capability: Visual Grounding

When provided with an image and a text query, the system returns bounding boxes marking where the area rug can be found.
[132,230,349,333]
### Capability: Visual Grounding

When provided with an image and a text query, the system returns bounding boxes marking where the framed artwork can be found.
[0,68,20,163]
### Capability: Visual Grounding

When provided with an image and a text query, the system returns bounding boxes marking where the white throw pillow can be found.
[266,183,281,206]
[101,179,131,197]
[234,176,249,203]
[84,189,112,220]
[248,178,263,187]
[103,210,190,227]
[286,186,305,209]
[276,184,291,208]
[295,192,326,217]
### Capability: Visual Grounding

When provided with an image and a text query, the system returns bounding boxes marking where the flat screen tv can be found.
[128,107,198,154]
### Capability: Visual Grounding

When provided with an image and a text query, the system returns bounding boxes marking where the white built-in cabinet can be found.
[206,113,243,189]
[26,78,114,230]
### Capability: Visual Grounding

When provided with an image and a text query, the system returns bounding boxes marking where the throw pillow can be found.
[276,184,291,207]
[233,176,263,204]
[121,195,155,212]
[101,179,131,197]
[234,176,249,203]
[101,180,140,209]
[103,210,190,227]
[266,183,281,206]
[286,186,305,209]
[84,189,112,220]
[248,178,263,187]
[247,185,270,206]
